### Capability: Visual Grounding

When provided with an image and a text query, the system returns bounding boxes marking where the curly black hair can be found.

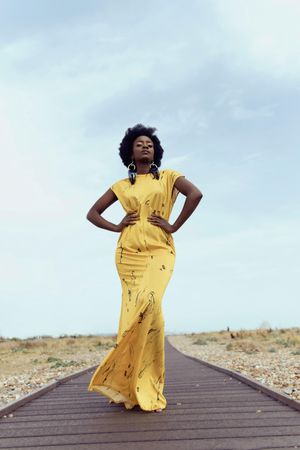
[118,123,164,169]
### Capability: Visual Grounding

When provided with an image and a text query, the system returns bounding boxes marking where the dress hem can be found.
[87,384,167,412]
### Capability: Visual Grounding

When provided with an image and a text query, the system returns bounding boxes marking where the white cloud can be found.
[215,0,300,79]
[0,0,299,337]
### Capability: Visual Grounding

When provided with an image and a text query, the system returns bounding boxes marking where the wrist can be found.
[112,223,120,232]
[171,223,178,233]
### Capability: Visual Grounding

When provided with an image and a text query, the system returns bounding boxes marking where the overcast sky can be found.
[1,0,299,339]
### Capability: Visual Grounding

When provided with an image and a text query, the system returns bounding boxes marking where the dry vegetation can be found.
[186,326,300,354]
[1,327,299,409]
[0,334,116,408]
[168,326,300,402]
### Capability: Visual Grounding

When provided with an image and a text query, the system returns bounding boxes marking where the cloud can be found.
[214,0,300,79]
[1,0,300,337]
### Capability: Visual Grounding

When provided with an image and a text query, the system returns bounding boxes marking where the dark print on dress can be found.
[88,169,184,411]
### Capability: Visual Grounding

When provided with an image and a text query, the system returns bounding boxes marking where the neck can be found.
[135,162,151,175]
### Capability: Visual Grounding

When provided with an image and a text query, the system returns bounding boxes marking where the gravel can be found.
[167,334,300,402]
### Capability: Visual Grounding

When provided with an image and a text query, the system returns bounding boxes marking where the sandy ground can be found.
[0,335,115,408]
[0,328,299,409]
[168,328,300,402]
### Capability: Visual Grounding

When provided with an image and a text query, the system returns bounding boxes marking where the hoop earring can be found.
[149,161,160,179]
[128,160,136,184]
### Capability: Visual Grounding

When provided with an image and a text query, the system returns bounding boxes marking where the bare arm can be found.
[86,188,139,232]
[171,176,203,233]
[86,188,120,232]
[147,176,203,233]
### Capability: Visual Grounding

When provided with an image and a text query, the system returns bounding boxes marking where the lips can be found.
[142,150,150,154]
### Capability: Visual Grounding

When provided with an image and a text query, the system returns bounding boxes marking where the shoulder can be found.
[110,177,131,196]
[159,168,175,177]
[161,168,185,179]
[161,167,183,173]
[111,177,130,187]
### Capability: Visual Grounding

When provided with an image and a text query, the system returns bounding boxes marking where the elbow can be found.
[196,188,203,201]
[190,189,203,201]
[197,194,203,205]
[87,208,102,221]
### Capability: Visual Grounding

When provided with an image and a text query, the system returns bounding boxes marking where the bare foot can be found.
[151,408,163,412]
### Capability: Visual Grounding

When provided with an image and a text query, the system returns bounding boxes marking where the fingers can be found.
[129,212,139,220]
[123,211,165,227]
[148,213,162,222]
[125,211,140,225]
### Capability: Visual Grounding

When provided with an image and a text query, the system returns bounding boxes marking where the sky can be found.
[0,0,299,339]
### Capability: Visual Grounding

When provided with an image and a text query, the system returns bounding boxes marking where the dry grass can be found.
[1,327,299,407]
[0,334,116,377]
[168,326,300,402]
[188,326,300,355]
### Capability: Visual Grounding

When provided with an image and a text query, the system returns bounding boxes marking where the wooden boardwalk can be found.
[1,337,300,449]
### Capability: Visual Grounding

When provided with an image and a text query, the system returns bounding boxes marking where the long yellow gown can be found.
[87,168,185,411]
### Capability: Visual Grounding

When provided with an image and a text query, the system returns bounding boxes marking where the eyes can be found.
[136,142,153,147]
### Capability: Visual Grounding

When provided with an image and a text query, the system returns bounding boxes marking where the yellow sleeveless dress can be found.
[87,168,184,411]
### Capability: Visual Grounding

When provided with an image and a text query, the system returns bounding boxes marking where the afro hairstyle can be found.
[118,123,164,169]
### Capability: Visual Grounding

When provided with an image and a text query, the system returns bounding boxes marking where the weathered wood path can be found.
[1,337,300,449]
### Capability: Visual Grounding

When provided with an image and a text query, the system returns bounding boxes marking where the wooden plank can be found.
[0,337,299,450]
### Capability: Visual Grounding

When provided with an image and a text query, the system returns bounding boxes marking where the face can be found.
[131,135,154,162]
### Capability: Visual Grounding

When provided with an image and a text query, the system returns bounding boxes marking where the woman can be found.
[87,124,203,413]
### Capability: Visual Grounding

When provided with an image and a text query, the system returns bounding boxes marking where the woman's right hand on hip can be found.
[116,211,140,232]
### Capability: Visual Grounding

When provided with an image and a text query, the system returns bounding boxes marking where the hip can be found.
[116,223,176,255]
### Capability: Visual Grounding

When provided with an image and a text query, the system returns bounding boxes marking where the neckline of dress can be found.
[136,169,165,176]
